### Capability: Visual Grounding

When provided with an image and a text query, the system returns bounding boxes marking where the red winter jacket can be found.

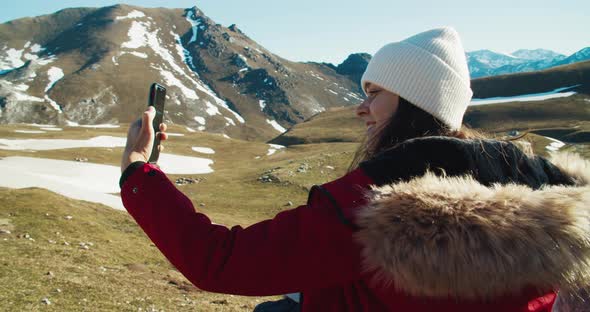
[120,138,590,311]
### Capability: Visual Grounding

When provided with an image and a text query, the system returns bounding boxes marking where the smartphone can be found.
[147,83,166,164]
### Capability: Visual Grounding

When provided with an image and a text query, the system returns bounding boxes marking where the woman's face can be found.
[356,82,400,138]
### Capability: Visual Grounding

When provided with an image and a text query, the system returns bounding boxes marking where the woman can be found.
[120,27,590,311]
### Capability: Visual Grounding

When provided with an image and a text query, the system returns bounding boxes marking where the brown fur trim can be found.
[550,152,590,187]
[355,169,590,300]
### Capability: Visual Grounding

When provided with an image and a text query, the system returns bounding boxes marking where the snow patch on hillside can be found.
[120,51,148,59]
[157,68,199,99]
[44,67,65,113]
[0,136,127,151]
[470,86,578,105]
[14,130,46,134]
[205,101,220,116]
[26,123,57,128]
[0,42,49,75]
[116,10,146,20]
[221,104,245,123]
[69,124,120,128]
[192,147,215,154]
[0,80,44,102]
[13,84,29,91]
[158,153,214,174]
[266,119,287,133]
[0,156,125,210]
[267,144,285,156]
[185,9,202,44]
[308,71,324,81]
[0,48,25,70]
[225,117,236,126]
[45,67,64,92]
[194,116,206,125]
[30,44,42,53]
[44,94,62,112]
[172,32,196,71]
[0,153,214,210]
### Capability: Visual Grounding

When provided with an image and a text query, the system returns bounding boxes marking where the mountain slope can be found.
[0,5,363,140]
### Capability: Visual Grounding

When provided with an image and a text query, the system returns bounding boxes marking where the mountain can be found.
[510,49,565,61]
[466,48,590,78]
[335,53,371,90]
[553,47,590,67]
[467,49,524,69]
[0,5,363,140]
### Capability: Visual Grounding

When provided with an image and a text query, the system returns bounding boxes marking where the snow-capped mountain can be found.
[467,48,588,78]
[510,49,565,61]
[553,47,590,67]
[467,49,524,68]
[0,5,363,140]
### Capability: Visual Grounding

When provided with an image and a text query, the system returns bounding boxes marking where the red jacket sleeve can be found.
[120,163,374,296]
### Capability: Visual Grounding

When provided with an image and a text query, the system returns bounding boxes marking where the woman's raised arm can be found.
[120,163,373,296]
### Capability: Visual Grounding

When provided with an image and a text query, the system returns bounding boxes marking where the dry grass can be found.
[0,123,358,311]
[0,187,285,311]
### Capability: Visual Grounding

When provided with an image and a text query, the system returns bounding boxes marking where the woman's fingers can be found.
[159,123,168,141]
[141,106,156,135]
[121,107,156,172]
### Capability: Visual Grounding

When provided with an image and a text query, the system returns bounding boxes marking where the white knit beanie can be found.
[361,27,472,130]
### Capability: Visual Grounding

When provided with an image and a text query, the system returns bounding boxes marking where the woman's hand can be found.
[121,106,168,173]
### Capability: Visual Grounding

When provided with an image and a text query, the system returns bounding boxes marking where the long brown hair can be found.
[348,97,486,171]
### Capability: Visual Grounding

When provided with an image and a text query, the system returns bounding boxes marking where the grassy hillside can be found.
[269,107,364,146]
[271,94,590,148]
[464,95,590,134]
[471,60,590,98]
[0,187,281,311]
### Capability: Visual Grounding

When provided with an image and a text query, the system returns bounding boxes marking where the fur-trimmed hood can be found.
[355,152,590,300]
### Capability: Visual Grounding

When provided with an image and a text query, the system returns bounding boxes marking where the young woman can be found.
[120,27,590,311]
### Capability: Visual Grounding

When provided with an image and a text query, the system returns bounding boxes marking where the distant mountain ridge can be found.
[467,48,589,78]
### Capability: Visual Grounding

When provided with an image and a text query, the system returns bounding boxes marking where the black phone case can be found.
[148,83,166,164]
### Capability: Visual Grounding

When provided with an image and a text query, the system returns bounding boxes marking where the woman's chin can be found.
[366,127,377,140]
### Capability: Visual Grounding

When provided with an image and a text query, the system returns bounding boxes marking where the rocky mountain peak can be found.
[228,24,243,34]
[336,53,371,86]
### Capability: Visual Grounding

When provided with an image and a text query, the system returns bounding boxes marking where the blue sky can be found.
[1,0,588,64]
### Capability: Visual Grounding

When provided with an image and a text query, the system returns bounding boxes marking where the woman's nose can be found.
[356,98,369,117]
